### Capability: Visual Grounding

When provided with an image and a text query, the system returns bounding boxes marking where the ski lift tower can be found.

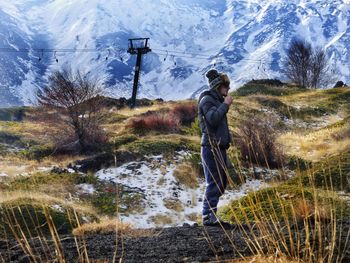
[127,38,151,108]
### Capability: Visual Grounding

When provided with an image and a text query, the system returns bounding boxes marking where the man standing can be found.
[198,69,232,226]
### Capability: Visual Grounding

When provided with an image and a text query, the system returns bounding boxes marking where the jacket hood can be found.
[198,89,223,103]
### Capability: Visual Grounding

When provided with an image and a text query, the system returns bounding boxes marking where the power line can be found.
[2,46,343,68]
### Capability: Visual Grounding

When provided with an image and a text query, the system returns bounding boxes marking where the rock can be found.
[51,166,70,174]
[69,151,142,173]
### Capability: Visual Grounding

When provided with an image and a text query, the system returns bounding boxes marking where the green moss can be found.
[20,144,54,161]
[183,117,201,137]
[92,191,117,215]
[234,81,304,97]
[92,185,145,215]
[285,151,350,192]
[113,134,138,149]
[0,107,26,121]
[314,88,350,113]
[0,201,95,239]
[0,131,22,145]
[123,137,199,155]
[219,185,350,224]
[106,113,128,124]
[183,151,202,173]
[285,155,311,171]
[254,96,336,120]
[2,172,97,192]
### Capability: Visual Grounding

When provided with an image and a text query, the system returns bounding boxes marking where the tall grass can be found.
[209,141,350,262]
[1,97,349,262]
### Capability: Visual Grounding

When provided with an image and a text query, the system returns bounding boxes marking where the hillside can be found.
[0,83,350,262]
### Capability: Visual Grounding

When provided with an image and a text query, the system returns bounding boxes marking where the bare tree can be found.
[284,38,332,89]
[37,68,106,153]
[283,39,312,88]
[310,47,329,89]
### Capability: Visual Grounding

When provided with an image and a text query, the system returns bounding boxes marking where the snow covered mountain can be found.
[0,0,350,107]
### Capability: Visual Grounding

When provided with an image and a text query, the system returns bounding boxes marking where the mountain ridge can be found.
[0,0,349,107]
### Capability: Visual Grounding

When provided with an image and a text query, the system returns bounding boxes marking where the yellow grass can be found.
[149,214,173,226]
[280,90,326,105]
[230,254,301,263]
[277,126,350,162]
[173,162,200,188]
[146,134,200,144]
[0,120,57,144]
[0,154,86,178]
[163,198,184,212]
[72,218,154,237]
[0,191,98,217]
[116,103,169,117]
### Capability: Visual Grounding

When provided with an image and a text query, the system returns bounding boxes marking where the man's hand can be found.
[224,95,233,106]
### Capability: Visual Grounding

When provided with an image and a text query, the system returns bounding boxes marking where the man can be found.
[198,69,233,226]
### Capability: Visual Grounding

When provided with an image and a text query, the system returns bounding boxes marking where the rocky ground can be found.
[1,225,251,263]
[2,221,350,263]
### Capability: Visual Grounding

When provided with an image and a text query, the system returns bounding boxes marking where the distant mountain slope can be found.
[0,0,349,106]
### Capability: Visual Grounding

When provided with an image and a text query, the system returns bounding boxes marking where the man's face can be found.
[218,84,230,97]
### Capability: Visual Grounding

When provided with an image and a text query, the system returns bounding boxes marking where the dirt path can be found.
[2,222,350,262]
[1,225,251,263]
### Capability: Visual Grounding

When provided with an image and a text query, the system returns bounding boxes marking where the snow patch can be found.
[96,151,269,228]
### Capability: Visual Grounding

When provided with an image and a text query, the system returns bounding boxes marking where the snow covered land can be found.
[96,151,269,228]
[1,0,350,106]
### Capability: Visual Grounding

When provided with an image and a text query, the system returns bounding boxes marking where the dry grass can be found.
[185,212,200,222]
[149,214,173,226]
[278,126,350,162]
[230,254,300,263]
[117,103,169,117]
[0,191,98,217]
[1,89,349,262]
[157,175,166,186]
[171,101,197,125]
[127,112,180,133]
[163,198,184,212]
[0,120,57,145]
[72,218,155,237]
[173,162,200,188]
[293,198,332,222]
[0,154,86,178]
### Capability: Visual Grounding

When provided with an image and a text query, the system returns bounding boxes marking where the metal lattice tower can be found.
[127,38,151,108]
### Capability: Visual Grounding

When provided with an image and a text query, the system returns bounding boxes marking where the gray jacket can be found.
[198,90,231,149]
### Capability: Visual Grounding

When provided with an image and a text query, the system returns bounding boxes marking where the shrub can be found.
[286,155,311,171]
[246,79,284,86]
[0,107,26,121]
[334,81,346,88]
[233,114,285,168]
[113,134,138,149]
[128,113,180,134]
[50,123,108,154]
[234,80,302,97]
[0,131,22,145]
[20,145,54,161]
[171,102,198,125]
[183,117,201,136]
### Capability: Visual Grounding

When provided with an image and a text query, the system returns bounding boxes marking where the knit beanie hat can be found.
[206,69,230,90]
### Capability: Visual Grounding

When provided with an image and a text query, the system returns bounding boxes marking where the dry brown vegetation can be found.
[0,83,349,262]
[173,162,201,188]
[72,219,155,237]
